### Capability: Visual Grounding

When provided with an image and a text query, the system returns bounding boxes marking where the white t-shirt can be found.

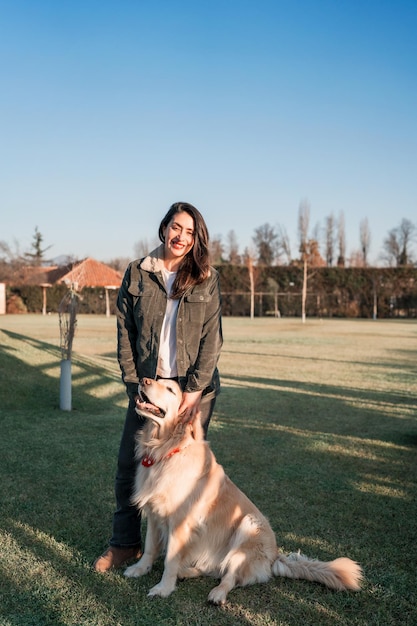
[157,268,179,378]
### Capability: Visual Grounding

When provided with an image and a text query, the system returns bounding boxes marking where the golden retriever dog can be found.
[124,377,362,604]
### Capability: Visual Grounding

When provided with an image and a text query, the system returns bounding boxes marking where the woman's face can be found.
[163,211,195,264]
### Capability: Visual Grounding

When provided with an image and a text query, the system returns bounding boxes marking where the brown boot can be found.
[93,546,142,572]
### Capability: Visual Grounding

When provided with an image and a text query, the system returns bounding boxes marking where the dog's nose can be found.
[141,377,152,386]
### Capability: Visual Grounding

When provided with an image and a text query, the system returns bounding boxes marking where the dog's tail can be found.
[272,552,362,591]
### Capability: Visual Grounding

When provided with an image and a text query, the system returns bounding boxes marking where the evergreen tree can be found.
[25,227,52,266]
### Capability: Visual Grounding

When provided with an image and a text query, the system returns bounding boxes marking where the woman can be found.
[94,202,223,572]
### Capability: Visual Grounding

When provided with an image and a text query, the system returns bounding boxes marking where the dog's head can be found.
[136,377,182,427]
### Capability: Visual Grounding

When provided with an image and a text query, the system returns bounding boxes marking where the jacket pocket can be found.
[131,290,153,318]
[184,292,212,325]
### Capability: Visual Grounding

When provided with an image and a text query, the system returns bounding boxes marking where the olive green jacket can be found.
[116,245,223,399]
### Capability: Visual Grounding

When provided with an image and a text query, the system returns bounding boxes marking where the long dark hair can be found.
[158,202,211,298]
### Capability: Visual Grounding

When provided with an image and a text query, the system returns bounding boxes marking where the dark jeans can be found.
[109,393,216,549]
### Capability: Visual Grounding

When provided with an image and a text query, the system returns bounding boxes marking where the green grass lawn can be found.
[0,314,416,626]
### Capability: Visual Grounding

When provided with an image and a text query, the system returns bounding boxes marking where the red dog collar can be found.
[142,447,181,467]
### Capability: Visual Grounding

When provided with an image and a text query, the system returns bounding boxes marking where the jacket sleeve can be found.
[184,270,223,393]
[116,263,140,398]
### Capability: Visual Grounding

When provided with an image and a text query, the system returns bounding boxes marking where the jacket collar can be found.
[140,244,165,274]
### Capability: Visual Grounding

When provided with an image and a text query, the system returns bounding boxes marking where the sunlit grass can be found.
[0,314,416,625]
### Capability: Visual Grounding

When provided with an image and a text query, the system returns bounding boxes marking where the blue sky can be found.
[1,0,416,265]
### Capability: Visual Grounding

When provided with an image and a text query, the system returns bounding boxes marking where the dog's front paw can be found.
[124,559,151,578]
[208,585,227,605]
[148,582,176,598]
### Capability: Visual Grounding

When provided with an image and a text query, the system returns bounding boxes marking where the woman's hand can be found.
[178,390,203,421]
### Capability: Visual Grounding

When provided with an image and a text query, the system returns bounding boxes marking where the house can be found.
[6,258,123,316]
[56,258,123,317]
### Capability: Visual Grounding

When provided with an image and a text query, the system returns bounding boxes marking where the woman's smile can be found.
[163,212,195,268]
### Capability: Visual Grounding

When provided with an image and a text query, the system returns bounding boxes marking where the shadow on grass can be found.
[1,329,417,624]
[1,332,274,625]
[222,344,417,368]
[219,372,417,440]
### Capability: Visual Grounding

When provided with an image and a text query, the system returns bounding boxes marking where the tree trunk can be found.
[248,260,255,319]
[302,256,307,323]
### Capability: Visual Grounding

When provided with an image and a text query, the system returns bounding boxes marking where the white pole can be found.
[60,359,72,411]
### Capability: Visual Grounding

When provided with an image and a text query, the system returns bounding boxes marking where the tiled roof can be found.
[57,258,122,289]
[8,258,123,289]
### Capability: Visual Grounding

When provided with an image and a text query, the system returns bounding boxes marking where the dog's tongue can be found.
[137,400,157,411]
[136,399,164,417]
[137,391,156,410]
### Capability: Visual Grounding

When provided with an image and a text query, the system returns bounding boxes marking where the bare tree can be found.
[242,247,258,319]
[359,218,371,267]
[298,200,310,250]
[0,240,16,261]
[382,231,400,267]
[226,230,241,265]
[209,235,224,265]
[298,200,310,323]
[59,288,78,411]
[383,218,416,266]
[277,225,292,264]
[337,211,346,267]
[325,213,335,267]
[0,239,24,281]
[296,201,324,321]
[398,218,416,265]
[252,223,279,266]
